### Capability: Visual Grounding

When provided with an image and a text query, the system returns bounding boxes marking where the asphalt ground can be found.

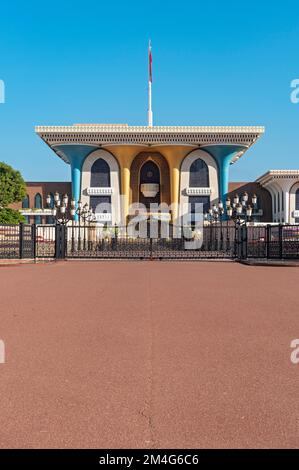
[0,261,298,448]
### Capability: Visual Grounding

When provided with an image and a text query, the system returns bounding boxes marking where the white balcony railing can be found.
[20,209,54,216]
[186,187,212,196]
[94,213,112,222]
[87,187,113,196]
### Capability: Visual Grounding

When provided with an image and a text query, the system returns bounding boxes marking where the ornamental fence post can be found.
[279,224,283,259]
[55,224,66,259]
[32,222,36,259]
[242,224,248,260]
[19,223,24,259]
[150,237,153,260]
[236,224,247,260]
[266,224,271,259]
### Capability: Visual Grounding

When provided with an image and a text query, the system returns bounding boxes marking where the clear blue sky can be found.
[0,0,298,182]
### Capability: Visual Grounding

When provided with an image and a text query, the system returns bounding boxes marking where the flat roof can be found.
[36,125,265,158]
[256,170,299,185]
[36,124,265,134]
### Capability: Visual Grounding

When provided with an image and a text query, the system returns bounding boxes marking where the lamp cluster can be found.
[205,192,258,224]
[46,192,95,224]
[226,192,257,221]
[46,192,76,224]
[76,200,96,224]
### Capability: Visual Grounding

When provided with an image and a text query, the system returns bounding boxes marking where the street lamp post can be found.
[46,192,77,253]
[204,200,225,250]
[204,193,258,252]
[47,193,95,253]
[225,192,257,258]
[226,192,256,226]
[76,202,95,251]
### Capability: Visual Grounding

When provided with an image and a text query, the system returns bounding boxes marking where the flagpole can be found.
[148,40,153,127]
[148,81,153,127]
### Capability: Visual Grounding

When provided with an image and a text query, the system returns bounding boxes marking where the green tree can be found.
[0,162,26,207]
[0,207,26,224]
[0,162,27,224]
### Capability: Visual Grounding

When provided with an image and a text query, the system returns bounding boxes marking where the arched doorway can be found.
[130,152,171,211]
[139,160,161,209]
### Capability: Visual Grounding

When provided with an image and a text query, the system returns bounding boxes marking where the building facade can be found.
[256,171,299,224]
[11,182,71,224]
[11,125,299,225]
[34,124,265,224]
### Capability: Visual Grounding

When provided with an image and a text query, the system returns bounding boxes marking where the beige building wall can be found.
[99,144,199,222]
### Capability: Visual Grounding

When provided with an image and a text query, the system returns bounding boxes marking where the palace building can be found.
[31,124,266,224]
[10,44,299,226]
[11,125,299,226]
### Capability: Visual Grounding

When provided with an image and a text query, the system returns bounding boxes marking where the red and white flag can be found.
[149,40,152,83]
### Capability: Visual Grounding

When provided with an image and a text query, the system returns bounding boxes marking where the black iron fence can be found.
[0,224,21,259]
[242,224,299,259]
[63,223,237,260]
[0,222,299,261]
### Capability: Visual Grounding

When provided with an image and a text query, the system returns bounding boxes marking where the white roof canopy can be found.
[35,124,264,147]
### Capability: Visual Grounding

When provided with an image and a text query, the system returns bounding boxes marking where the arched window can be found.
[189,159,209,187]
[90,158,110,187]
[34,193,42,208]
[34,193,42,224]
[21,194,30,223]
[189,195,210,224]
[46,193,55,224]
[22,194,30,209]
[48,193,54,208]
[140,161,160,184]
[277,192,280,212]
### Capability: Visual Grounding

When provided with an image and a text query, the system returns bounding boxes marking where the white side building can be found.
[256,170,299,224]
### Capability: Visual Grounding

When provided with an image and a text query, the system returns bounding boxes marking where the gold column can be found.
[160,147,190,224]
[109,146,135,226]
[121,165,130,225]
[169,162,180,223]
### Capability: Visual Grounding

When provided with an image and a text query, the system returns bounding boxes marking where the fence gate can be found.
[246,225,267,259]
[268,224,299,259]
[0,224,20,259]
[35,224,56,258]
[19,223,35,259]
[64,223,237,260]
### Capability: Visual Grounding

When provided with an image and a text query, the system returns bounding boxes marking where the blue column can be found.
[213,152,236,221]
[69,155,82,221]
[53,144,99,221]
[70,155,82,202]
[201,145,247,204]
[217,153,233,203]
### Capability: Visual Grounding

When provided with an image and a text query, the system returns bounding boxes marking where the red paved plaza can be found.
[0,261,298,448]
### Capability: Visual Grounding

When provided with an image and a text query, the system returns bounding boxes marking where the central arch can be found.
[139,160,161,208]
[130,152,171,209]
